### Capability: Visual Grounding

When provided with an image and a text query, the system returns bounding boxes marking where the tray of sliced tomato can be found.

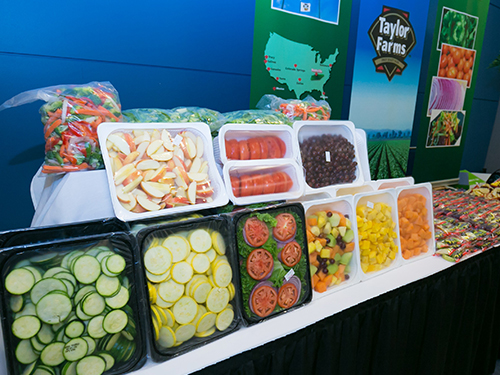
[233,203,312,325]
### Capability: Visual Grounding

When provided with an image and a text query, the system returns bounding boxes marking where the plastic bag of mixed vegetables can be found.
[0,81,122,174]
[223,109,292,126]
[123,107,226,137]
[256,94,331,121]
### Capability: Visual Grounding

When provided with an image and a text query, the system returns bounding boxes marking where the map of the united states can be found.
[264,32,339,99]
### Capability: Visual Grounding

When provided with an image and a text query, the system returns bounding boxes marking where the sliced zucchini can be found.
[43,266,68,279]
[87,315,106,339]
[81,292,106,316]
[65,320,85,338]
[30,278,67,305]
[5,268,36,295]
[37,324,55,344]
[97,352,115,371]
[95,275,120,297]
[73,255,101,285]
[61,361,77,375]
[53,272,77,287]
[23,266,43,283]
[16,339,39,364]
[105,286,129,309]
[40,342,65,366]
[76,355,106,375]
[103,309,128,334]
[10,294,25,313]
[105,254,126,274]
[30,335,46,352]
[12,315,42,339]
[82,336,96,355]
[36,292,72,324]
[74,286,96,306]
[60,279,75,298]
[33,366,54,375]
[63,337,88,362]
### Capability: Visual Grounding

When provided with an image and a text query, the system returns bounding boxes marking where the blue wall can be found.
[0,0,499,231]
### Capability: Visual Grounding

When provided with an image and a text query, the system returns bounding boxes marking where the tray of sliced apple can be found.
[97,122,228,222]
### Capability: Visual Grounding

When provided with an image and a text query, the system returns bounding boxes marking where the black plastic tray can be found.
[0,232,147,375]
[135,214,243,362]
[232,202,312,325]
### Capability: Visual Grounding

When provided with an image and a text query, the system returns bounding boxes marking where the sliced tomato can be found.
[258,137,269,159]
[280,172,294,192]
[280,241,302,267]
[272,172,286,193]
[278,282,299,309]
[248,138,261,159]
[230,176,240,197]
[262,174,276,195]
[274,137,287,157]
[265,137,281,158]
[250,284,278,317]
[226,139,239,160]
[273,213,297,242]
[251,174,264,195]
[244,217,270,247]
[246,248,274,280]
[240,175,254,197]
[239,140,250,160]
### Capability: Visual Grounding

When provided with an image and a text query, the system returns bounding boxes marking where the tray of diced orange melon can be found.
[306,209,356,293]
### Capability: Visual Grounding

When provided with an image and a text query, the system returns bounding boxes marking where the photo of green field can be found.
[367,139,410,179]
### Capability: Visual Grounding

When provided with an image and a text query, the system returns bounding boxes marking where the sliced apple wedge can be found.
[173,168,188,190]
[187,172,209,182]
[123,151,140,165]
[185,137,197,159]
[122,175,143,194]
[137,195,161,211]
[197,186,214,198]
[137,159,161,170]
[151,129,161,141]
[133,132,151,145]
[142,170,156,181]
[116,185,133,203]
[151,151,173,162]
[188,182,197,204]
[180,131,197,145]
[173,147,185,161]
[163,172,177,179]
[149,165,167,182]
[108,134,131,155]
[114,164,136,186]
[147,139,164,157]
[176,187,187,198]
[199,161,209,175]
[148,181,173,193]
[141,181,166,199]
[136,141,149,160]
[189,157,202,173]
[180,139,190,160]
[196,137,204,158]
[120,193,137,211]
[162,130,174,151]
[112,156,123,174]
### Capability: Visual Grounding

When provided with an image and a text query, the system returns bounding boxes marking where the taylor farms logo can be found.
[368,6,416,81]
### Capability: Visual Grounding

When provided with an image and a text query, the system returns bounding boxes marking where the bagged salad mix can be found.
[0,81,122,173]
[256,94,331,121]
[223,109,292,126]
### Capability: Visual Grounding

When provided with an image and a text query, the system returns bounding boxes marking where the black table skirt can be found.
[195,247,500,375]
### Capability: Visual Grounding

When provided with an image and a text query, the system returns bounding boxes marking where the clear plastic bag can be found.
[0,81,122,173]
[256,94,331,121]
[223,109,292,126]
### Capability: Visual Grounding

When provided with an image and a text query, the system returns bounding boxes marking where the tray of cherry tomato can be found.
[233,203,312,325]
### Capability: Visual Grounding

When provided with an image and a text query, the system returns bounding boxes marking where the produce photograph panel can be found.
[427,77,467,117]
[437,43,476,87]
[426,110,465,148]
[437,7,478,50]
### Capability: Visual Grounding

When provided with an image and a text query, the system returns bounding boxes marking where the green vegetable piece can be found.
[342,229,355,244]
[327,263,338,275]
[340,253,353,266]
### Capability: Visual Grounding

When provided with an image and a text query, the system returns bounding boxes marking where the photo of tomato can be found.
[244,217,270,247]
[437,43,475,87]
[246,249,274,280]
[273,213,297,242]
[249,284,278,317]
[279,240,302,267]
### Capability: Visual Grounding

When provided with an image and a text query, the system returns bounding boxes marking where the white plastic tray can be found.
[301,196,361,298]
[335,183,375,197]
[218,124,298,164]
[353,189,402,281]
[222,159,305,206]
[97,122,228,222]
[396,183,435,264]
[375,177,415,190]
[293,120,365,195]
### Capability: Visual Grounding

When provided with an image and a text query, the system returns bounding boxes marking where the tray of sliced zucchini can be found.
[135,214,242,362]
[0,232,147,375]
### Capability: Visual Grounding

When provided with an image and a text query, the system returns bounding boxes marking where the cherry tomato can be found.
[439,68,446,77]
[463,72,471,85]
[250,284,277,317]
[273,213,297,242]
[280,240,302,267]
[247,248,274,280]
[442,44,450,55]
[226,139,239,160]
[272,172,286,193]
[465,49,472,60]
[447,66,457,79]
[258,137,269,159]
[457,71,464,80]
[265,137,281,158]
[457,59,464,72]
[440,54,448,69]
[262,174,276,194]
[244,217,270,247]
[447,55,455,68]
[251,174,264,195]
[274,137,287,158]
[464,60,471,74]
[278,282,299,309]
[240,175,254,196]
[450,46,457,55]
[453,50,461,65]
[248,138,261,159]
[230,176,240,197]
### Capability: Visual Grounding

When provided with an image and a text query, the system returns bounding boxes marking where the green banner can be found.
[249,0,353,118]
[411,0,490,182]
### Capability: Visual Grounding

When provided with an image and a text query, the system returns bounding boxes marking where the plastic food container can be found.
[233,203,312,325]
[294,121,364,194]
[97,122,228,222]
[335,183,375,197]
[301,196,361,298]
[396,183,435,263]
[223,159,305,206]
[375,177,415,190]
[0,233,147,375]
[135,215,242,362]
[353,189,402,280]
[217,124,298,164]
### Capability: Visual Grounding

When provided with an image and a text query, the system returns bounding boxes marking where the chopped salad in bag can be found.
[256,94,331,121]
[0,81,122,173]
